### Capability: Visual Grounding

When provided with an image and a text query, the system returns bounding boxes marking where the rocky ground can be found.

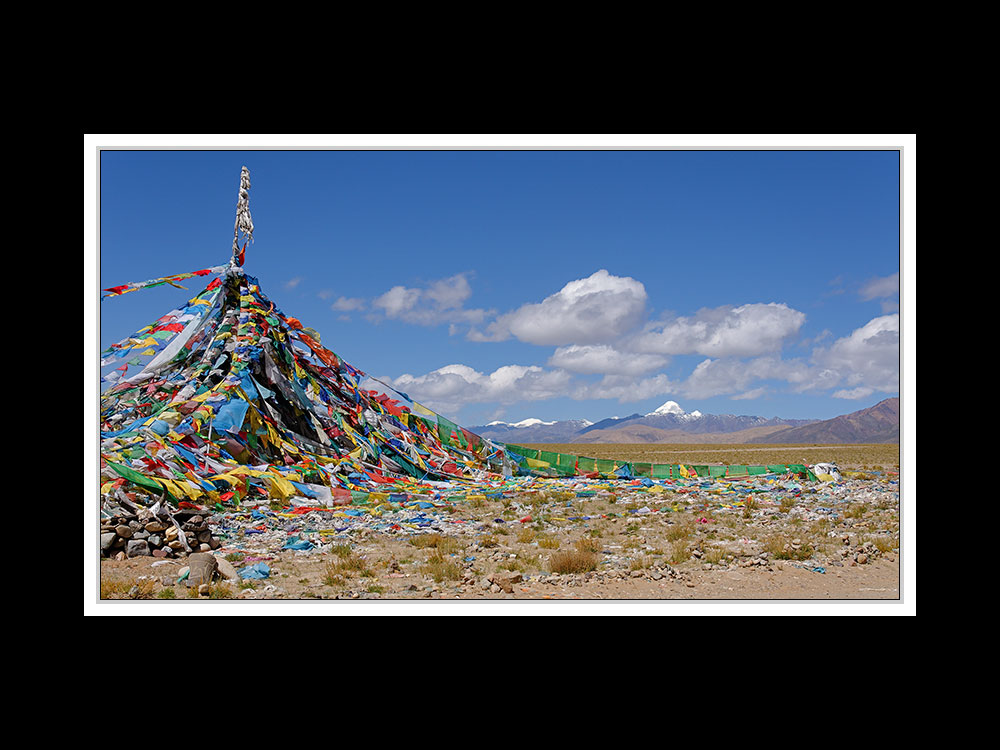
[98,465,902,604]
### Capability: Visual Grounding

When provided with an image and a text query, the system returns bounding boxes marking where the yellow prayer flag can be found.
[411,402,437,417]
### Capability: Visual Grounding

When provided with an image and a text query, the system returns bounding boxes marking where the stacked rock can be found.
[100,506,222,559]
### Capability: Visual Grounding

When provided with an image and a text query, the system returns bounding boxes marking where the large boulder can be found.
[185,552,218,587]
[126,539,151,558]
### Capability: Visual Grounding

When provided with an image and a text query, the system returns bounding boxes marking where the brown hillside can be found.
[750,398,899,444]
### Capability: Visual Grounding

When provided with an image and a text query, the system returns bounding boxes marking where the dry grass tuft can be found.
[666,540,691,565]
[845,503,867,519]
[873,536,897,554]
[704,546,727,565]
[101,577,155,600]
[536,534,560,549]
[422,551,463,582]
[763,535,815,561]
[574,537,603,554]
[325,553,373,580]
[664,523,693,543]
[548,548,599,574]
[409,533,462,554]
[629,555,654,571]
[208,583,234,599]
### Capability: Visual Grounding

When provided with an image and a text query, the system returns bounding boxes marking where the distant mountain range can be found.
[475,418,595,443]
[468,398,900,444]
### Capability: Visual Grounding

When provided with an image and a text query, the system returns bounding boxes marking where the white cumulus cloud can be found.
[680,356,820,399]
[470,269,648,345]
[384,363,572,416]
[859,272,900,313]
[637,303,806,357]
[331,296,365,312]
[370,273,491,327]
[811,313,899,394]
[859,272,899,301]
[674,314,900,400]
[548,344,668,376]
[572,373,676,403]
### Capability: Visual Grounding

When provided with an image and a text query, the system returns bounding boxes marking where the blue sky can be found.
[96,145,903,425]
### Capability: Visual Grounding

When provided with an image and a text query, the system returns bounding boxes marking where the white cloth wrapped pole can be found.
[232,166,254,263]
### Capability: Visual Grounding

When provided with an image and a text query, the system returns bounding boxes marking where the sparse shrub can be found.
[536,534,560,549]
[517,553,541,571]
[667,540,691,565]
[209,583,234,599]
[574,537,602,554]
[423,552,462,582]
[763,535,815,561]
[704,546,727,565]
[873,536,897,554]
[629,555,654,571]
[101,577,155,600]
[409,534,462,554]
[665,523,692,542]
[326,554,372,579]
[100,579,131,599]
[548,548,599,574]
[323,572,346,588]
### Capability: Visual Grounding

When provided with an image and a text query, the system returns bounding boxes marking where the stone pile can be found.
[838,536,885,565]
[100,506,224,560]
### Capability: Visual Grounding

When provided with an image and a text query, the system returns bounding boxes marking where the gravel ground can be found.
[98,464,903,607]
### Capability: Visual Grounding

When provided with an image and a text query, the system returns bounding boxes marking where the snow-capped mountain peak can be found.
[646,401,704,420]
[648,400,685,416]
